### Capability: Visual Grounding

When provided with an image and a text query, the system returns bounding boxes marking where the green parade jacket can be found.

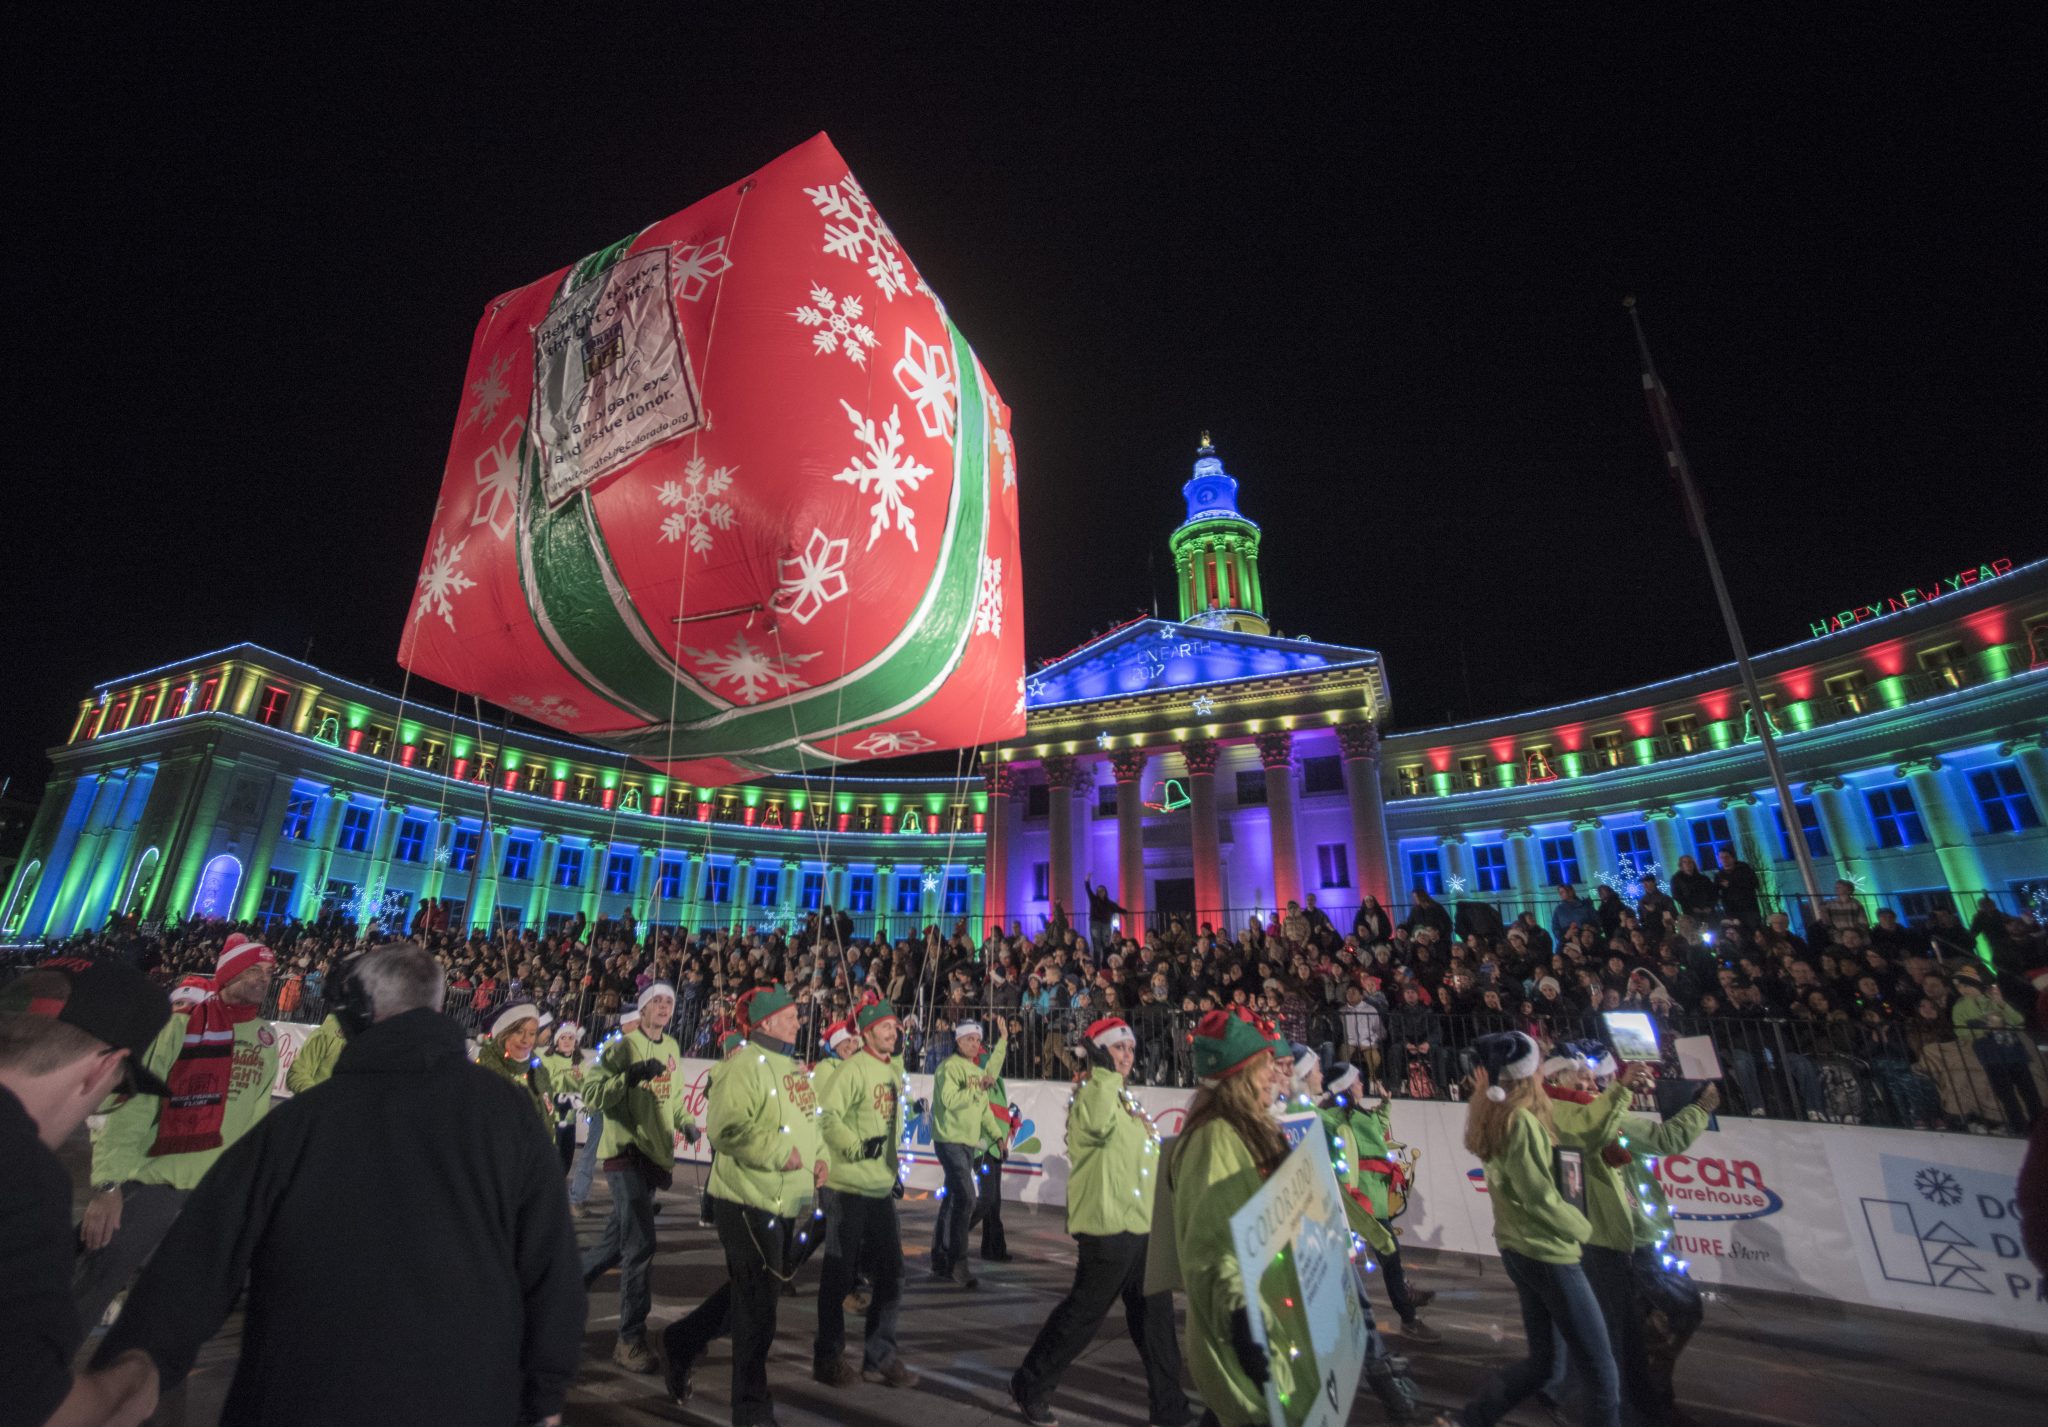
[816,1048,906,1198]
[1483,1100,1603,1265]
[1598,1103,1709,1253]
[1167,1116,1285,1427]
[582,1027,696,1171]
[932,1034,1006,1145]
[285,1016,345,1095]
[1063,1068,1162,1237]
[1341,1100,1396,1218]
[92,1015,276,1192]
[1546,1081,1647,1255]
[476,1038,554,1131]
[707,1038,827,1216]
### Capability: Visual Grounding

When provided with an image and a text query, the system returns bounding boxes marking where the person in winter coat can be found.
[1668,858,1716,922]
[811,999,919,1390]
[1339,1086,1438,1345]
[285,1012,345,1094]
[539,1023,588,1171]
[1010,1016,1190,1427]
[91,942,584,1427]
[74,933,280,1334]
[974,1041,1016,1261]
[1165,1010,1292,1427]
[1453,1030,1623,1427]
[580,983,700,1373]
[477,1002,554,1131]
[662,985,829,1423]
[930,1017,1007,1286]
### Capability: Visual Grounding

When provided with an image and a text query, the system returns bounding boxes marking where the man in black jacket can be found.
[93,942,584,1426]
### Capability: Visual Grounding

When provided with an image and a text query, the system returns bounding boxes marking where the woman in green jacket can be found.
[1166,1010,1292,1427]
[1454,1030,1620,1427]
[475,1002,553,1132]
[1010,1016,1190,1427]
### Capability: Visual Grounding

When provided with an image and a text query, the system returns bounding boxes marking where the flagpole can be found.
[1625,296,1828,927]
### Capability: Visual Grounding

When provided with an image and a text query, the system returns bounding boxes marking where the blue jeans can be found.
[930,1142,978,1273]
[1461,1249,1617,1427]
[569,1110,604,1205]
[581,1159,659,1342]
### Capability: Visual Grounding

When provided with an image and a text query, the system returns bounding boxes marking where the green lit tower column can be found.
[581,841,608,925]
[232,771,299,923]
[1504,827,1542,917]
[1806,777,1867,888]
[2003,734,2048,820]
[297,792,349,921]
[1896,756,1993,913]
[1170,434,1269,635]
[527,833,561,928]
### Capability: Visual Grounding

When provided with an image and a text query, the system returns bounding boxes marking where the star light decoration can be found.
[1096,731,1113,749]
[921,871,941,893]
[1445,872,1469,896]
[1191,694,1215,717]
[1595,855,1664,912]
[432,840,454,867]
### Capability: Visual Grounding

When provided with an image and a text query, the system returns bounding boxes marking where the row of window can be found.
[1401,767,2042,895]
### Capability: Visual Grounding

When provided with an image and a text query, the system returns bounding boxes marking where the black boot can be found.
[1365,1357,1421,1424]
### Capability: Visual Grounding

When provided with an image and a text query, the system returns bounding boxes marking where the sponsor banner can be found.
[645,1058,2039,1332]
[266,1020,324,1098]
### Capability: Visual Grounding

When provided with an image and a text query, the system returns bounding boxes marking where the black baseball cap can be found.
[0,957,174,1096]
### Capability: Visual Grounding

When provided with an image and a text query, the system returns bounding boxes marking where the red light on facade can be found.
[600,787,616,810]
[346,728,365,753]
[837,813,851,833]
[1426,746,1452,773]
[550,779,566,801]
[1555,723,1584,752]
[650,795,665,817]
[1488,737,1516,764]
[882,814,896,834]
[1866,640,1906,677]
[1623,708,1656,737]
[1962,608,2009,646]
[399,743,417,767]
[503,769,519,792]
[451,757,469,780]
[695,801,713,822]
[973,812,986,833]
[1700,691,1732,722]
[790,810,805,831]
[742,805,757,826]
[1780,668,1815,701]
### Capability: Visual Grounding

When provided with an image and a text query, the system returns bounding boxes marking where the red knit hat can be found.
[214,933,275,988]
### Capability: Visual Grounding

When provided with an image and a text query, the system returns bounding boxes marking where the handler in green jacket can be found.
[1010,1016,1190,1427]
[580,983,701,1374]
[476,1002,554,1131]
[929,1017,1005,1285]
[1331,1072,1438,1343]
[663,985,828,1422]
[285,1014,345,1095]
[811,999,920,1389]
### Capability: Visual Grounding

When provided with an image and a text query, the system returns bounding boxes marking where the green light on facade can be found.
[1494,763,1518,788]
[1430,771,1453,797]
[787,791,807,810]
[881,794,901,814]
[1785,701,1815,732]
[1706,720,1735,750]
[650,776,668,794]
[836,792,855,814]
[453,737,472,759]
[346,706,367,730]
[1875,675,1910,710]
[601,770,618,789]
[1632,737,1659,767]
[1560,751,1585,779]
[1978,644,2017,681]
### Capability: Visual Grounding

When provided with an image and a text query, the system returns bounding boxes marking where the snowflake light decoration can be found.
[346,884,409,929]
[1445,872,1469,897]
[432,841,454,867]
[771,527,851,625]
[921,871,941,893]
[1191,694,1215,717]
[2028,883,2048,923]
[805,172,909,300]
[413,534,476,631]
[792,285,877,366]
[1595,854,1664,912]
[832,400,931,550]
[686,632,818,705]
[655,456,738,557]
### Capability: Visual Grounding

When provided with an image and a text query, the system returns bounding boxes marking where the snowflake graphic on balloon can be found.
[655,456,738,556]
[508,693,583,724]
[893,328,957,445]
[1913,1167,1962,1207]
[670,238,732,302]
[853,729,935,757]
[833,401,931,551]
[463,353,513,429]
[414,534,475,630]
[469,421,524,541]
[686,631,817,705]
[973,553,1004,638]
[793,285,878,366]
[771,528,851,625]
[806,171,908,300]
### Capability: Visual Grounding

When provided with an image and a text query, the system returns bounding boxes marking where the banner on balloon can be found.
[398,133,1025,785]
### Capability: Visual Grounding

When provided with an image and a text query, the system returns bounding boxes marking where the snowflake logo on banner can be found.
[686,631,818,704]
[1914,1167,1963,1207]
[892,328,957,444]
[464,353,513,429]
[771,527,851,625]
[805,172,909,300]
[853,729,936,757]
[973,553,1004,638]
[656,456,738,556]
[671,238,732,302]
[414,533,476,630]
[793,285,878,366]
[508,693,582,724]
[833,400,932,551]
[470,421,524,540]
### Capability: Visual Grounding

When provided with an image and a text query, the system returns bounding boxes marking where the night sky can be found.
[9,8,2041,796]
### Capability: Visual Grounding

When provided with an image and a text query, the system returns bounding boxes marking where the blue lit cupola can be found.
[1169,432,1268,634]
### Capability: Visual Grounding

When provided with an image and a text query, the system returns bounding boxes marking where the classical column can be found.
[581,840,608,925]
[732,856,755,931]
[678,852,707,934]
[420,820,453,907]
[233,771,299,923]
[470,821,507,932]
[1043,754,1080,922]
[1897,755,1993,909]
[1504,826,1541,921]
[44,771,130,936]
[1569,816,1604,894]
[873,860,895,938]
[1109,748,1149,946]
[1806,777,1865,886]
[1256,731,1303,910]
[2002,734,2048,825]
[1643,804,1685,876]
[969,862,987,940]
[2,771,80,935]
[1438,832,1471,894]
[526,833,561,928]
[1183,737,1224,925]
[68,766,156,936]
[983,764,1016,934]
[633,847,659,922]
[780,857,803,929]
[156,740,229,922]
[362,800,407,925]
[1336,723,1392,908]
[298,791,349,921]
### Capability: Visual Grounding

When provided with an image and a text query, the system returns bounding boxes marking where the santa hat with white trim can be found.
[491,1002,540,1039]
[1473,1031,1542,1101]
[1085,1016,1135,1050]
[953,1019,986,1043]
[637,982,676,1013]
[1326,1060,1362,1097]
[825,1019,857,1052]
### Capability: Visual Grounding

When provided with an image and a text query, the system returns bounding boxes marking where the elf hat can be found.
[215,933,275,988]
[1085,1016,1135,1049]
[1472,1031,1542,1101]
[1326,1061,1362,1097]
[857,998,898,1031]
[826,1019,857,1051]
[1291,1042,1321,1084]
[1583,1045,1619,1081]
[1192,1009,1274,1085]
[637,981,676,1013]
[737,984,793,1032]
[954,1019,986,1043]
[718,1029,747,1056]
[491,1002,540,1039]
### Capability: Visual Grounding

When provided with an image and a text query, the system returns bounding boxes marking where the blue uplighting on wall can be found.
[1024,620,1379,708]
